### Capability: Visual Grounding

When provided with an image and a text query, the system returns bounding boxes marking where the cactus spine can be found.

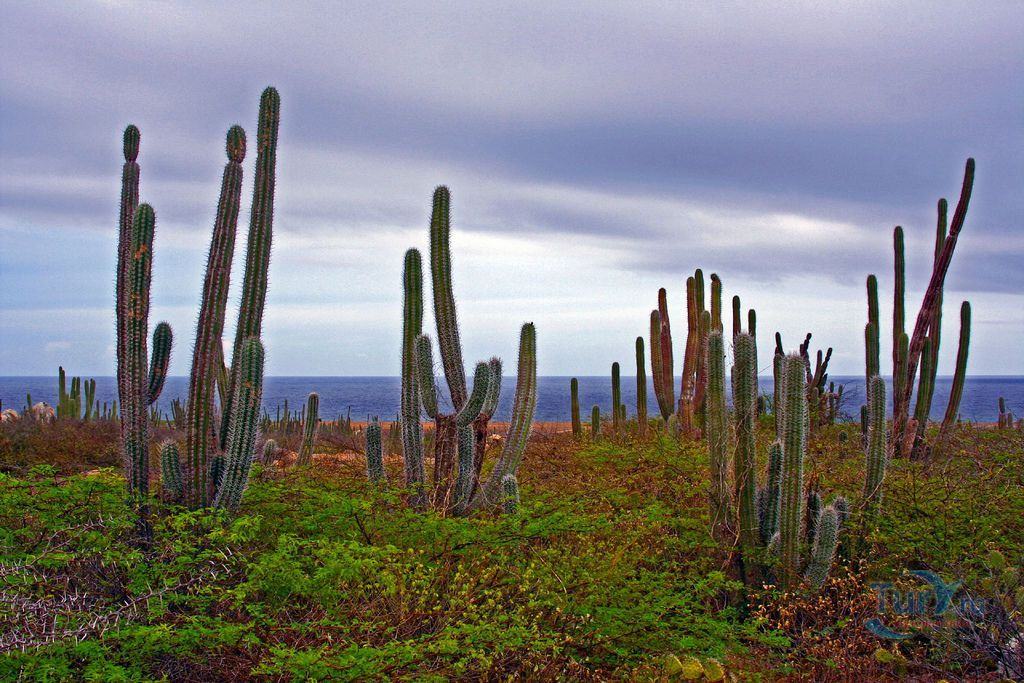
[705,331,730,538]
[214,338,264,511]
[570,377,582,438]
[635,337,648,437]
[221,87,279,451]
[366,419,385,483]
[611,362,622,435]
[298,392,319,466]
[779,354,807,589]
[401,249,427,509]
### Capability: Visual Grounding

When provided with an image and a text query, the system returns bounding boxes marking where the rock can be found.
[30,402,55,422]
[1,409,20,423]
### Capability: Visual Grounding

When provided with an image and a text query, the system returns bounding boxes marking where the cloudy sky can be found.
[1,1,1021,377]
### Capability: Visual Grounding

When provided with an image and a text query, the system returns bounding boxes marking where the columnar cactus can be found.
[649,289,675,422]
[731,296,741,339]
[911,200,947,457]
[147,322,172,404]
[183,126,245,507]
[401,248,427,509]
[116,125,141,434]
[221,87,279,451]
[937,301,971,446]
[429,186,468,411]
[779,353,808,590]
[635,337,648,437]
[804,506,840,589]
[160,441,183,499]
[298,392,319,466]
[892,226,906,418]
[862,375,887,519]
[122,203,156,497]
[733,333,758,554]
[705,331,730,538]
[366,419,385,483]
[893,159,975,458]
[471,323,536,510]
[591,405,600,441]
[865,274,880,389]
[214,338,264,511]
[262,438,278,465]
[611,362,622,435]
[757,442,783,546]
[501,474,520,514]
[570,377,582,438]
[471,357,502,497]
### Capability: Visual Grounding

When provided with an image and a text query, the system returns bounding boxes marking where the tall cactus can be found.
[779,353,807,589]
[401,249,426,509]
[733,333,758,555]
[937,301,971,446]
[213,338,264,511]
[122,204,156,496]
[116,125,141,434]
[429,186,467,410]
[570,377,582,438]
[365,419,385,484]
[221,87,279,451]
[705,331,730,538]
[865,274,880,389]
[894,159,975,457]
[181,126,245,506]
[471,323,537,510]
[591,405,600,441]
[863,375,887,520]
[611,362,622,435]
[892,226,906,418]
[298,392,319,466]
[635,337,648,437]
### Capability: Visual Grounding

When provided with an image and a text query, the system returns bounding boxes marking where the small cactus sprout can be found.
[160,441,183,499]
[366,419,386,484]
[501,473,520,514]
[804,505,840,589]
[591,405,600,441]
[570,377,582,437]
[298,392,319,466]
[262,438,278,465]
[213,337,265,511]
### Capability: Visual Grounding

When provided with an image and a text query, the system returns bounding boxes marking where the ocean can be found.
[1,375,1021,424]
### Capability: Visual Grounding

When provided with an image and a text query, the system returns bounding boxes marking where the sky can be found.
[0,1,1021,377]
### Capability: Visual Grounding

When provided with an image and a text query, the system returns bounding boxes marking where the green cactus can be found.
[710,274,723,333]
[160,441,183,499]
[221,87,279,451]
[748,308,757,340]
[706,331,730,538]
[893,226,906,413]
[147,322,172,405]
[938,301,971,446]
[122,203,156,497]
[865,275,880,388]
[804,506,840,589]
[863,375,887,519]
[733,332,758,554]
[470,357,503,498]
[758,441,783,546]
[731,295,741,339]
[116,125,141,433]
[570,377,582,438]
[83,378,96,421]
[635,337,648,437]
[911,199,947,458]
[501,474,520,515]
[366,419,385,484]
[471,323,537,511]
[591,405,600,441]
[214,338,264,511]
[429,186,468,411]
[262,438,278,465]
[611,362,622,435]
[298,392,319,466]
[650,309,668,421]
[772,350,785,440]
[401,248,426,509]
[779,353,808,589]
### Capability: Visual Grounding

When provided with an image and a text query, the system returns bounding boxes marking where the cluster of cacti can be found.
[56,368,99,420]
[296,393,320,466]
[771,331,839,432]
[397,188,537,515]
[886,159,975,459]
[130,88,279,511]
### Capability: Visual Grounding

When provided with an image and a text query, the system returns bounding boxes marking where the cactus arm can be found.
[863,375,887,520]
[222,88,279,450]
[213,338,264,510]
[733,333,759,554]
[428,186,468,409]
[147,322,172,404]
[401,249,427,509]
[892,226,906,419]
[456,362,491,430]
[650,309,668,420]
[760,441,783,546]
[731,295,741,339]
[657,289,676,417]
[500,474,520,515]
[710,274,722,333]
[804,506,839,589]
[940,301,971,431]
[414,335,440,419]
[591,405,600,441]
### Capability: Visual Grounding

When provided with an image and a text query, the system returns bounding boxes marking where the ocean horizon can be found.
[3,375,1021,424]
